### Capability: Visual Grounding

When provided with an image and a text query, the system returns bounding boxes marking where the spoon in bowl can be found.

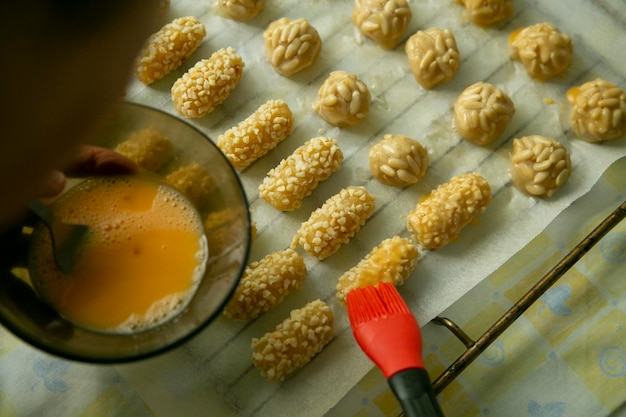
[28,200,89,274]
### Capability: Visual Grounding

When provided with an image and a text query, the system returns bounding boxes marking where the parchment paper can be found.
[116,0,626,416]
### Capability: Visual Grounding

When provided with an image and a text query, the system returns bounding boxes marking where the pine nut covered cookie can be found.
[453,81,515,145]
[405,28,461,89]
[455,0,513,27]
[218,0,265,22]
[264,17,322,76]
[567,78,626,143]
[314,71,371,127]
[510,135,571,197]
[509,22,573,81]
[352,0,412,50]
[369,134,428,186]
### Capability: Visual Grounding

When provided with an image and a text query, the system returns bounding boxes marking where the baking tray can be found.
[117,1,626,416]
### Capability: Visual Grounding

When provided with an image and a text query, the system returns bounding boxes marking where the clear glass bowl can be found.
[0,102,251,363]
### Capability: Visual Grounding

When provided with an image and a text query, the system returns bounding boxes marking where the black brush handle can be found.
[388,368,445,417]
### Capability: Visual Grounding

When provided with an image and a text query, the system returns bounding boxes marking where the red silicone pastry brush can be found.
[346,282,445,417]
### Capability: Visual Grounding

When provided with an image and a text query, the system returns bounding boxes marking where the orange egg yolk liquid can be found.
[29,176,207,333]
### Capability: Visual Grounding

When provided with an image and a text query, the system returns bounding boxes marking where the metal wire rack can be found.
[397,199,626,416]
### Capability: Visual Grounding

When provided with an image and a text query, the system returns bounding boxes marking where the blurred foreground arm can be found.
[0,0,159,229]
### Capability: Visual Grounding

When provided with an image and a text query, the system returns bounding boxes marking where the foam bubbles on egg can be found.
[29,176,209,334]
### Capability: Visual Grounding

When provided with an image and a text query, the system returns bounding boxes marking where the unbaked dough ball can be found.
[509,22,573,81]
[217,0,265,22]
[314,70,371,127]
[405,28,461,89]
[369,134,428,186]
[455,0,513,27]
[567,78,626,143]
[352,0,412,49]
[264,17,322,76]
[510,135,572,198]
[454,81,515,145]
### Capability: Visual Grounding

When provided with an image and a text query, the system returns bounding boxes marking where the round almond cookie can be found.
[369,134,428,186]
[510,135,572,198]
[509,22,573,81]
[567,78,626,143]
[453,81,515,145]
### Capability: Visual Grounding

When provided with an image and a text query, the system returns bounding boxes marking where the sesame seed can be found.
[567,78,626,143]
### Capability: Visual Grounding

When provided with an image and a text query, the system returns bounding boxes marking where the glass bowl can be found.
[0,102,251,363]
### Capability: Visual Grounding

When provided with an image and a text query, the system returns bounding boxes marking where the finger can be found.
[63,145,139,177]
[38,170,67,198]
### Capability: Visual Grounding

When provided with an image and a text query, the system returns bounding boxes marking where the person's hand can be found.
[0,0,159,229]
[0,145,138,269]
[39,145,140,198]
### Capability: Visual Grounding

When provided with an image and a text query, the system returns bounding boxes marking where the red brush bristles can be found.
[346,282,424,379]
[347,283,411,325]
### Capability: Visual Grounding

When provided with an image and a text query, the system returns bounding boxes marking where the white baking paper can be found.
[116,0,626,416]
